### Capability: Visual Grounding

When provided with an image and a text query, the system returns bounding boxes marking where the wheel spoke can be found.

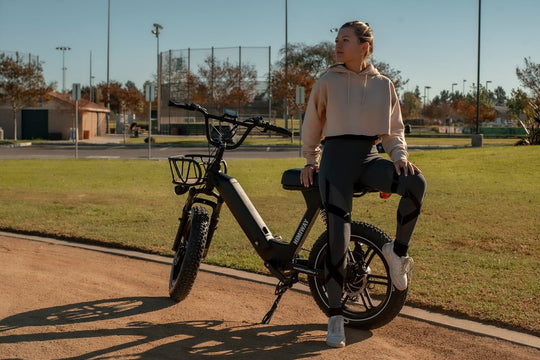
[368,274,390,287]
[364,247,377,267]
[360,289,375,310]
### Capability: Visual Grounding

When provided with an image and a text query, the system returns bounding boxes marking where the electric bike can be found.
[167,100,408,328]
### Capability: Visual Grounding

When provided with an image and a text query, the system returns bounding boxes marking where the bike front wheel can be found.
[169,206,209,302]
[307,221,408,329]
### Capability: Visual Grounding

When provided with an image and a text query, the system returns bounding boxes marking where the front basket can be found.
[168,154,214,186]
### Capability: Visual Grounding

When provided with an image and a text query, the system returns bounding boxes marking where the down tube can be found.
[214,172,275,260]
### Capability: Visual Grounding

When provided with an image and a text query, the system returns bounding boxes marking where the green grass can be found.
[0,146,538,334]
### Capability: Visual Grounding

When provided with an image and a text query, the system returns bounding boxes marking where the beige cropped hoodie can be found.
[301,63,408,164]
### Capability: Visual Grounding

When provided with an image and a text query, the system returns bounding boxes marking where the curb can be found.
[0,141,32,148]
[1,230,538,350]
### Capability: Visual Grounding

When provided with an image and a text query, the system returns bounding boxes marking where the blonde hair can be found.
[340,21,374,57]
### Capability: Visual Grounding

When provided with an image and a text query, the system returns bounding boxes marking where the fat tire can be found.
[169,206,209,302]
[307,221,408,329]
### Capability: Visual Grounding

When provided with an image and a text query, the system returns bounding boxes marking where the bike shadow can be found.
[0,296,174,331]
[0,296,373,359]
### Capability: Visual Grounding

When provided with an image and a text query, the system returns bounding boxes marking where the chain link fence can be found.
[0,51,40,66]
[157,46,274,135]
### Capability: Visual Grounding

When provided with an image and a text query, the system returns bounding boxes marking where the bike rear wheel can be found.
[169,206,209,302]
[307,221,408,329]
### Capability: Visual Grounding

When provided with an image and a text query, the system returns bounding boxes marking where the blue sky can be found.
[1,0,539,100]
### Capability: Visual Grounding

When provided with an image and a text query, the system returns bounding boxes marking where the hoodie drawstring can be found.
[362,75,368,104]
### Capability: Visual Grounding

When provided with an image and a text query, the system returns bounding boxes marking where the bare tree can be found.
[516,57,540,97]
[515,58,540,144]
[197,56,258,110]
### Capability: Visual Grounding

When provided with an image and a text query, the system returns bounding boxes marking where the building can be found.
[0,92,110,140]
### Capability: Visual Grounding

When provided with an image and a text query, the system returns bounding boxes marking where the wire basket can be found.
[168,154,228,187]
[168,154,214,186]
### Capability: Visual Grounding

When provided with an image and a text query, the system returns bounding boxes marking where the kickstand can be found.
[261,280,294,324]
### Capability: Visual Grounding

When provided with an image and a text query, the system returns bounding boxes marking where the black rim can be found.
[313,236,392,321]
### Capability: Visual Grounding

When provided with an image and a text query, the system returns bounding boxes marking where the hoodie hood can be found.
[328,63,381,77]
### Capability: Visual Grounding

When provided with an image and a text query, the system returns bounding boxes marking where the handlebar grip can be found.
[168,100,199,111]
[267,124,292,137]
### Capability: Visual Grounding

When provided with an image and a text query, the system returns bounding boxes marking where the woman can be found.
[300,21,426,348]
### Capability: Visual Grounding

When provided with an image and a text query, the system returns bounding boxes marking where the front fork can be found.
[172,186,223,257]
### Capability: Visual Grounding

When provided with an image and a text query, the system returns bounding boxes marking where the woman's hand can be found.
[394,159,421,176]
[300,164,319,187]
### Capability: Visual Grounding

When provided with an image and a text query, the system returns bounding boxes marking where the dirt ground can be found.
[0,235,538,360]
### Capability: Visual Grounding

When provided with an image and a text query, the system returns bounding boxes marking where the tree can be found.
[401,91,421,119]
[514,58,540,144]
[516,57,540,97]
[271,42,334,115]
[493,86,506,106]
[507,88,540,144]
[371,59,409,95]
[271,64,316,116]
[277,42,335,79]
[0,53,53,140]
[454,96,496,129]
[95,80,145,118]
[196,56,259,110]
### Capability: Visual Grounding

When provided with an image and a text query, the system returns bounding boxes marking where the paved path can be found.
[0,232,538,359]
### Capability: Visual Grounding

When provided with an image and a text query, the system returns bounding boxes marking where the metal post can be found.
[168,49,172,131]
[75,99,79,158]
[285,0,290,141]
[239,46,242,111]
[268,46,272,121]
[148,100,152,159]
[72,83,81,158]
[55,46,71,93]
[475,0,481,135]
[145,83,155,160]
[152,23,163,134]
[187,48,191,101]
[106,0,110,133]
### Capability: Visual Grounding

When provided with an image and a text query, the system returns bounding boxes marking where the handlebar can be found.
[168,100,292,149]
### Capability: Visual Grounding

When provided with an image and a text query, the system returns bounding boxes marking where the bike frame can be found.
[174,142,323,283]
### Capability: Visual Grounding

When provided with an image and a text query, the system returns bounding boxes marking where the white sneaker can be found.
[382,242,414,291]
[326,315,345,348]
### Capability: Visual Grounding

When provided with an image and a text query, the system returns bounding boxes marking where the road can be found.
[0,143,302,160]
[0,233,538,359]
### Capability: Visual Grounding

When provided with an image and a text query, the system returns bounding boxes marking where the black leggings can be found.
[319,138,426,309]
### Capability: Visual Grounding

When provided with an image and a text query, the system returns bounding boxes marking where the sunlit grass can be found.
[0,146,538,333]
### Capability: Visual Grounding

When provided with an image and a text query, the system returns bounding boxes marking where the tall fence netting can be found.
[158,46,274,135]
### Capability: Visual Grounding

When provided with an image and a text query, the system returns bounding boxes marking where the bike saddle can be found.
[281,168,377,195]
[281,168,319,191]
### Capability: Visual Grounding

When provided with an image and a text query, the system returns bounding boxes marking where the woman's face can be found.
[335,27,369,68]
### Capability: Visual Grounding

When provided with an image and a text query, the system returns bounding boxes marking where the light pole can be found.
[423,86,431,107]
[106,0,111,133]
[462,79,467,94]
[152,23,163,133]
[89,51,95,102]
[452,83,458,93]
[284,0,291,142]
[55,46,71,93]
[485,80,492,91]
[474,0,482,140]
